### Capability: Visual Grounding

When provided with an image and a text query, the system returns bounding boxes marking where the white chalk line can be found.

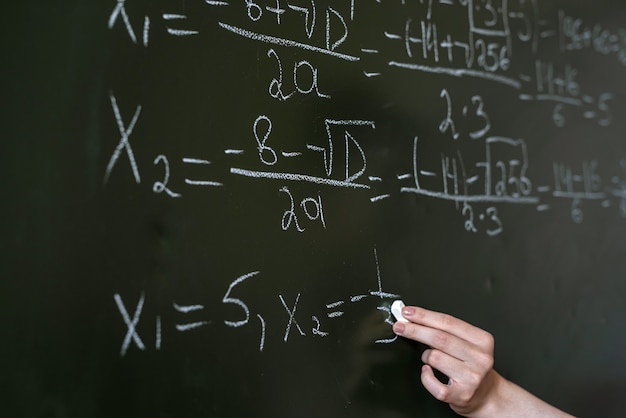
[401,187,540,204]
[388,61,521,89]
[218,22,360,62]
[230,168,370,189]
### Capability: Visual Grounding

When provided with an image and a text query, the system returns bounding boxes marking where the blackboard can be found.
[2,1,626,417]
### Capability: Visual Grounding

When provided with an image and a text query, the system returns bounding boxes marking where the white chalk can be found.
[391,300,409,323]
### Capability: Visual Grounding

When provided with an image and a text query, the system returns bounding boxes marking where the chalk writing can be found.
[439,89,491,140]
[114,292,146,357]
[105,93,142,185]
[113,246,403,354]
[559,10,626,65]
[162,13,199,37]
[223,271,260,328]
[266,48,330,100]
[153,155,181,197]
[104,1,626,367]
[280,186,327,232]
[104,0,626,233]
[109,0,138,44]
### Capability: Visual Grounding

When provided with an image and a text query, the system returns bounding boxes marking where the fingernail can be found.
[402,306,415,316]
[392,322,405,334]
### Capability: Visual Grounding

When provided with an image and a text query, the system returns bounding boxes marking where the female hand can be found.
[392,305,497,416]
[392,305,575,417]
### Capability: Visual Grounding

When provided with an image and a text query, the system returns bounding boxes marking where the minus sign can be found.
[281,151,302,157]
[225,149,245,154]
[397,173,412,180]
[537,186,551,193]
[537,204,550,211]
[370,290,400,298]
[384,32,401,40]
[466,175,479,184]
[185,180,224,186]
[176,321,210,332]
[167,29,200,36]
[361,48,379,53]
[163,14,186,20]
[371,194,390,202]
[183,158,211,164]
[364,71,381,77]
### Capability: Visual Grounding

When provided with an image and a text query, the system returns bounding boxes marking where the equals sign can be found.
[326,301,344,318]
[182,158,223,187]
[173,303,210,331]
[163,14,199,36]
[361,48,381,77]
[369,176,390,202]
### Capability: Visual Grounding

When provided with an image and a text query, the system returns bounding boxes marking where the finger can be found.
[393,321,473,361]
[401,306,493,348]
[420,364,452,403]
[402,306,479,341]
[421,348,470,383]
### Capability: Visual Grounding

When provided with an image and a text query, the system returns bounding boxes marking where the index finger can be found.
[400,306,491,346]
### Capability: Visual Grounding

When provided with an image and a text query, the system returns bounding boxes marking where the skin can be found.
[392,305,576,418]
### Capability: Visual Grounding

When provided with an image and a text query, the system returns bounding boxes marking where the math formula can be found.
[113,248,400,356]
[105,0,626,356]
[106,0,626,237]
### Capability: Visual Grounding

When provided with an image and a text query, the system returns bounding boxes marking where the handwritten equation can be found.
[105,0,626,238]
[113,248,400,356]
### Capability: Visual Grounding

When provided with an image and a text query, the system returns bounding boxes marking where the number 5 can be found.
[223,271,260,327]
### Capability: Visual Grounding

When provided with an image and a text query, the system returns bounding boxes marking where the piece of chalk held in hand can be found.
[391,300,409,323]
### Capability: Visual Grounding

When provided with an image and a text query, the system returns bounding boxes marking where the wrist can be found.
[459,370,509,418]
[477,370,510,417]
[465,371,576,418]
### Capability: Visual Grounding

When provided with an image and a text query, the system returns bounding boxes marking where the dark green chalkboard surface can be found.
[2,1,626,417]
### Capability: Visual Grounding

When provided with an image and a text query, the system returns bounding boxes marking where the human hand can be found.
[391,305,498,417]
[392,305,575,418]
